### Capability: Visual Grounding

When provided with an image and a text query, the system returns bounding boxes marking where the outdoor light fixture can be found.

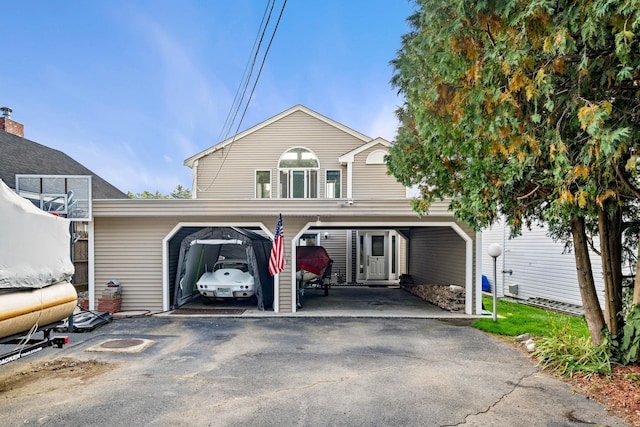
[488,243,502,322]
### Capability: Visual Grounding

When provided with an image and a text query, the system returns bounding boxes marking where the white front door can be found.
[366,233,387,280]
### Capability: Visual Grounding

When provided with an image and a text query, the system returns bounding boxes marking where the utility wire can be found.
[198,0,287,194]
[218,0,274,142]
[232,0,287,138]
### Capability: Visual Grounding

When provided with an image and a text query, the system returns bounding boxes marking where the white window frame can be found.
[325,169,341,198]
[280,169,318,198]
[278,147,320,199]
[255,170,271,199]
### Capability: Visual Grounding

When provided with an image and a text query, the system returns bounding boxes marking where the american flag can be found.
[268,214,285,276]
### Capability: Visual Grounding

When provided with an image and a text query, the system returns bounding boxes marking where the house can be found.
[89,105,482,314]
[0,107,127,292]
[0,108,126,199]
[481,219,606,312]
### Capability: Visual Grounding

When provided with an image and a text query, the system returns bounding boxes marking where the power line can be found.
[198,0,287,194]
[218,0,275,142]
[232,0,287,138]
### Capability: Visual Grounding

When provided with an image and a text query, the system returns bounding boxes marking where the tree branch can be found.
[615,162,640,199]
[517,183,540,200]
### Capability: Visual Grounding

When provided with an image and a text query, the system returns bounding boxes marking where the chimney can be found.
[0,107,25,137]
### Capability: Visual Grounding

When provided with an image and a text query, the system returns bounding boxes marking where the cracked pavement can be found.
[0,316,630,426]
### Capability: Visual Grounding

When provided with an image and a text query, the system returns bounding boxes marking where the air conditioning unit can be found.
[508,284,519,295]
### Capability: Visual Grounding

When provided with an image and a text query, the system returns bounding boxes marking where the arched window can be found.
[365,149,387,164]
[279,147,319,198]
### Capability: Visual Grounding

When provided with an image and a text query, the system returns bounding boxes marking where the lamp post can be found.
[487,243,503,322]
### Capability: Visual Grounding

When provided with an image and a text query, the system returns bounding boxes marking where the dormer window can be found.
[279,147,319,198]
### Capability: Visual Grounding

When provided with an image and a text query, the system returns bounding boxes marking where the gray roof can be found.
[0,129,127,199]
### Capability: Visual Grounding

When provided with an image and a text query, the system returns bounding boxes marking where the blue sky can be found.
[3,1,415,195]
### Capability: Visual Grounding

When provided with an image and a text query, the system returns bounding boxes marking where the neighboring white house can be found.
[481,218,606,310]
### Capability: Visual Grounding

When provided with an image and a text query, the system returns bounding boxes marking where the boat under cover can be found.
[0,179,77,339]
[0,281,77,340]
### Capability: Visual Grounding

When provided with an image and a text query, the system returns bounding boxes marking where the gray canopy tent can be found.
[172,227,273,310]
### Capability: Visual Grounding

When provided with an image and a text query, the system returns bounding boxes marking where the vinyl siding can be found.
[399,236,407,275]
[195,111,365,199]
[94,217,176,312]
[481,222,606,308]
[408,227,469,288]
[316,230,348,280]
[351,145,406,199]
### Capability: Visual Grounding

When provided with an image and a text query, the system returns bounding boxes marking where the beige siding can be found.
[399,235,407,275]
[94,217,177,312]
[195,111,365,199]
[279,216,314,312]
[91,197,467,313]
[408,227,468,287]
[352,145,406,199]
[317,230,348,279]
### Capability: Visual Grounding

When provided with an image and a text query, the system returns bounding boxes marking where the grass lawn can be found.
[473,294,590,339]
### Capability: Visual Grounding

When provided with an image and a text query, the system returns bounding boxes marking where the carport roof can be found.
[92,198,456,219]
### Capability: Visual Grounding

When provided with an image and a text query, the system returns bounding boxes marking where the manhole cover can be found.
[86,338,155,353]
[100,339,145,349]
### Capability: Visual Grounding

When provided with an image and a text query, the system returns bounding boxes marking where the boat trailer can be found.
[0,323,69,366]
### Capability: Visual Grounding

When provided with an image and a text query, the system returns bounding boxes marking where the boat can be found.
[0,281,77,340]
[0,179,77,341]
[296,246,334,306]
[296,245,334,285]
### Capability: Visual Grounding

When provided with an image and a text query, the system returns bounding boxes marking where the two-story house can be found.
[90,105,482,314]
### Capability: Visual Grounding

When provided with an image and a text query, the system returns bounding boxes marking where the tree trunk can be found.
[570,215,606,345]
[598,204,623,336]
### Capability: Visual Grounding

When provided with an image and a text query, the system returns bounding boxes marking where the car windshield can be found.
[214,262,248,272]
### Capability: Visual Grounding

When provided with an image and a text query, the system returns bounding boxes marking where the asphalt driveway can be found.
[0,316,629,426]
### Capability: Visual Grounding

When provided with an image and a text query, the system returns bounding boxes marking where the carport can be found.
[92,198,480,315]
[290,220,477,315]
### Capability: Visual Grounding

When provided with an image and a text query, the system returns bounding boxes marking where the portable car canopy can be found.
[172,227,273,310]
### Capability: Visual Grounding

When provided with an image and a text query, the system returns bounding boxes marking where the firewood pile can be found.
[402,280,465,311]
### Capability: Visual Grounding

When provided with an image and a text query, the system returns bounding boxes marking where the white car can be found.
[196,259,255,299]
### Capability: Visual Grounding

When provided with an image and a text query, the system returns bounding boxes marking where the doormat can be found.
[170,308,246,315]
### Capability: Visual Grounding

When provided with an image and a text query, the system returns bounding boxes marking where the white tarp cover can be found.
[0,179,74,289]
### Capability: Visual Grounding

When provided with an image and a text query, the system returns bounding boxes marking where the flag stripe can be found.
[268,214,285,276]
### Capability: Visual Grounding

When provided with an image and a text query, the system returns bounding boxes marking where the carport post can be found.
[488,243,502,322]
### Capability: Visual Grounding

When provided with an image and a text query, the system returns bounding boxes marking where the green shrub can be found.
[532,318,611,378]
[609,305,640,365]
